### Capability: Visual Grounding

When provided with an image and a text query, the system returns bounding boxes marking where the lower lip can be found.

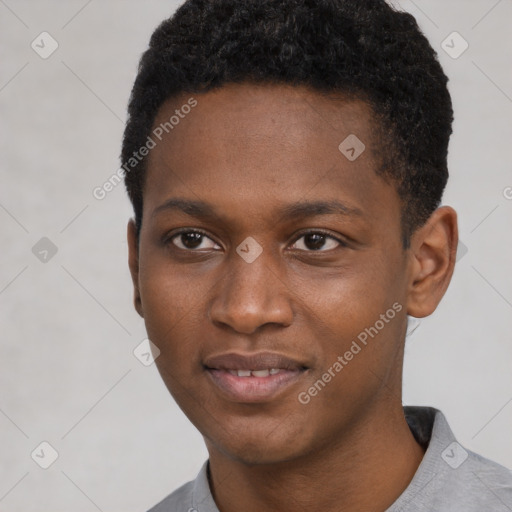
[206,369,305,403]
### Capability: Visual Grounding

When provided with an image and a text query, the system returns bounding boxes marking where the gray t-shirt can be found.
[148,406,512,511]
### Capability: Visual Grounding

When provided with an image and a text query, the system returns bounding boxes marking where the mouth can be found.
[204,352,308,403]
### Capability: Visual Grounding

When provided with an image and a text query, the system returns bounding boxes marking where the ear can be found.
[127,218,144,318]
[406,206,458,318]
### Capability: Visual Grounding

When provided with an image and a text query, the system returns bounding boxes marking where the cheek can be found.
[306,255,399,319]
[138,253,206,358]
[138,264,210,409]
[302,255,406,368]
[298,278,405,423]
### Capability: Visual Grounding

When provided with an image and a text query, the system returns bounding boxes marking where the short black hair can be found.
[121,0,453,247]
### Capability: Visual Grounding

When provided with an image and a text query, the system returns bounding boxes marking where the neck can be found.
[206,402,425,512]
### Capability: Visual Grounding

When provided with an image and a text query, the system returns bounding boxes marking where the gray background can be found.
[1,0,511,510]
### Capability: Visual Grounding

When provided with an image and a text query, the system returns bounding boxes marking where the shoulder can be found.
[449,447,512,508]
[407,450,512,511]
[431,415,512,510]
[391,407,512,511]
[146,479,195,512]
[145,461,215,512]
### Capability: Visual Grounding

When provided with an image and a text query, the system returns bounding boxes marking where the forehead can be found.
[150,82,377,167]
[143,82,399,231]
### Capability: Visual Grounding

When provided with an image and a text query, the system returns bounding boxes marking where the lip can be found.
[204,352,308,403]
[204,352,307,372]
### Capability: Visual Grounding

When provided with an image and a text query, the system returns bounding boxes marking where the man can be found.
[122,0,512,510]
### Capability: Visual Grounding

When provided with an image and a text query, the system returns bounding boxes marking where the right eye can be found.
[167,229,221,251]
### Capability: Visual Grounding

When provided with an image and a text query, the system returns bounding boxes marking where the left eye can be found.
[290,232,343,252]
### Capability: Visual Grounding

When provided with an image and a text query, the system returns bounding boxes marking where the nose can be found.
[209,250,294,335]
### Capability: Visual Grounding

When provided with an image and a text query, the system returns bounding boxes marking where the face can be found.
[129,82,413,465]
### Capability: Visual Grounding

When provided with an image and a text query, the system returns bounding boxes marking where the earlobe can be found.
[127,218,144,318]
[406,206,458,318]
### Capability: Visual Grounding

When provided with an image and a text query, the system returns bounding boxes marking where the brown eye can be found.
[169,230,220,251]
[290,231,344,252]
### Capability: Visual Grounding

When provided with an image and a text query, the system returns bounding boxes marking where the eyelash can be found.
[165,228,348,252]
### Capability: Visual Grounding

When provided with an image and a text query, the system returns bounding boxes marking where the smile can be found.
[204,352,308,403]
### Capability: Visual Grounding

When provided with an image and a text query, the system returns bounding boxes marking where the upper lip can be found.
[204,352,307,371]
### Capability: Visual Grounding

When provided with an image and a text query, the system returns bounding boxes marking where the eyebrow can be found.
[151,197,364,222]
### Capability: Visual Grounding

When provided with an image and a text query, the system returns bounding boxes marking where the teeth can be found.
[228,369,282,377]
[251,369,270,377]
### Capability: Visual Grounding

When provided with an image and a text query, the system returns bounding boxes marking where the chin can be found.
[218,439,301,466]
[205,416,314,466]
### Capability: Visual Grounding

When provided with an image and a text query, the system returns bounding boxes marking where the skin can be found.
[127,82,458,512]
